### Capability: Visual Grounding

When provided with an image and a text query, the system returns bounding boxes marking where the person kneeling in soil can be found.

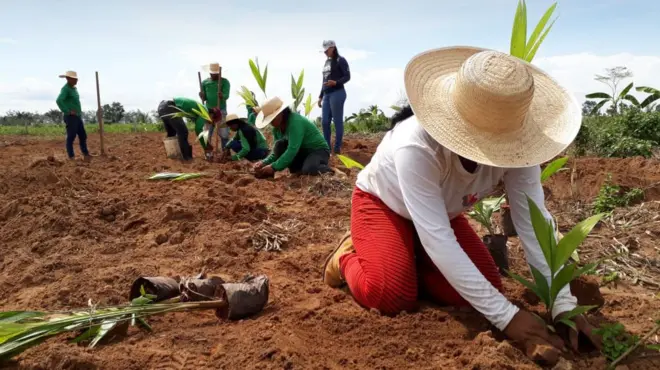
[253,97,333,178]
[157,97,222,161]
[222,113,270,162]
[323,47,602,361]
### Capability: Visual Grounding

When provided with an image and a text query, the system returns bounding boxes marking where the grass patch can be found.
[0,123,182,137]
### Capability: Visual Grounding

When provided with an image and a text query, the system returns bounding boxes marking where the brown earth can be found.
[0,133,659,369]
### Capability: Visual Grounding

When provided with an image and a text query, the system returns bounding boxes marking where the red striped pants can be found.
[340,188,503,315]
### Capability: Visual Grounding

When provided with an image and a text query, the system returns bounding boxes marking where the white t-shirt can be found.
[355,116,577,330]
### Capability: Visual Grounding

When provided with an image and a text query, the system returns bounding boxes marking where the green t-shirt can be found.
[56,83,81,116]
[262,112,329,171]
[226,125,268,161]
[173,97,210,148]
[202,77,230,111]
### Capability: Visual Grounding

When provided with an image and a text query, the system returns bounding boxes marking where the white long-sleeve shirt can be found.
[355,116,577,330]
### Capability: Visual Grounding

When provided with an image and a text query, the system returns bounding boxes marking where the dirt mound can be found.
[1,133,659,369]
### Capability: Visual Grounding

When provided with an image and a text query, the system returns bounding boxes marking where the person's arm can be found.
[271,121,303,172]
[221,78,230,102]
[394,146,519,331]
[261,128,278,165]
[335,57,351,86]
[504,167,578,319]
[231,130,251,161]
[56,87,68,113]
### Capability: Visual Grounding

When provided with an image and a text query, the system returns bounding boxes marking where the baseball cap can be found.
[322,40,336,51]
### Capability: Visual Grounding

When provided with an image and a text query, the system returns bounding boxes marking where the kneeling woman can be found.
[323,47,601,358]
[224,113,270,162]
[253,97,333,177]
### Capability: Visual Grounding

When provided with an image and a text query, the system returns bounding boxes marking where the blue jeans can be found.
[63,114,89,158]
[321,88,347,153]
[228,139,270,161]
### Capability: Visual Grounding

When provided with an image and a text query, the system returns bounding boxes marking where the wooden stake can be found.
[215,67,223,156]
[95,71,105,156]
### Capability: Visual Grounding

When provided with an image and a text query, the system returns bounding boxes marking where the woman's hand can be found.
[253,161,265,170]
[554,313,602,353]
[317,98,322,108]
[257,165,274,177]
[504,310,565,365]
[324,80,337,87]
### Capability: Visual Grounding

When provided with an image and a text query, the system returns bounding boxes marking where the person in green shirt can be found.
[56,70,89,160]
[253,96,332,178]
[199,63,231,148]
[157,97,222,161]
[223,113,270,162]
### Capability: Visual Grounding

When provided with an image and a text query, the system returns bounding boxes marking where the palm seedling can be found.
[291,69,305,111]
[507,196,605,329]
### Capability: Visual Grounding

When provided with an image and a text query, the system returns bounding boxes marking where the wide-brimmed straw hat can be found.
[404,46,581,168]
[59,71,78,79]
[254,97,294,129]
[202,63,221,74]
[225,113,247,125]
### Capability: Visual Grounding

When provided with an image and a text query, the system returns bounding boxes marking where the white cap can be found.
[322,40,336,51]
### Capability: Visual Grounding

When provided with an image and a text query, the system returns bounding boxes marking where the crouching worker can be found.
[322,47,602,363]
[253,97,333,178]
[223,113,270,162]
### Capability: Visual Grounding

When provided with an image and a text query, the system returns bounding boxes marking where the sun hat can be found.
[404,46,581,168]
[252,106,262,114]
[202,63,221,74]
[321,40,336,52]
[58,71,78,79]
[254,97,294,129]
[225,113,247,125]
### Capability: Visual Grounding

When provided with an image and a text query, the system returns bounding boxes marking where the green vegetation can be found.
[467,196,505,236]
[507,197,604,328]
[0,122,165,136]
[509,0,558,62]
[344,105,390,133]
[592,175,644,214]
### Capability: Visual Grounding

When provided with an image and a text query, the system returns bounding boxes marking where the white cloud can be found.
[0,37,17,44]
[535,53,660,107]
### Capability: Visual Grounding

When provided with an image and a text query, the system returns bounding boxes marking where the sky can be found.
[0,0,659,118]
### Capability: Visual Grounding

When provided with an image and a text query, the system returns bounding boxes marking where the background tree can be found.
[43,109,63,124]
[102,102,125,123]
[582,101,599,116]
[585,66,635,115]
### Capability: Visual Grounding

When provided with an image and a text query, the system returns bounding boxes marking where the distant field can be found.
[0,123,196,136]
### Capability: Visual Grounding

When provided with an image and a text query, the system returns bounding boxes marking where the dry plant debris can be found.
[251,219,302,252]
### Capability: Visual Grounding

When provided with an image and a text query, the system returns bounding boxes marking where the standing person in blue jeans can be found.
[56,71,90,161]
[318,40,350,154]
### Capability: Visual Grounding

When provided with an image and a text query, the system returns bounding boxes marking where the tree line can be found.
[0,102,158,126]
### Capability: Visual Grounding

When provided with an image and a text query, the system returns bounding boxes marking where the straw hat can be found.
[59,71,78,79]
[225,113,247,125]
[202,63,221,74]
[404,46,581,168]
[252,106,262,114]
[254,97,294,129]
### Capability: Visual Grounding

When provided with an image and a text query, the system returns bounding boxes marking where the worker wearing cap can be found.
[200,62,231,149]
[56,70,90,161]
[318,40,350,155]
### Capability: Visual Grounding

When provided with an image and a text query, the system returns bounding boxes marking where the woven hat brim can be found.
[404,46,582,168]
[226,117,248,125]
[255,100,294,129]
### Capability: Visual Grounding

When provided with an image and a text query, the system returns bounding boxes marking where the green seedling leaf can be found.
[262,64,268,95]
[336,154,365,170]
[541,156,568,182]
[70,326,99,344]
[510,0,527,58]
[524,2,557,58]
[0,312,45,323]
[524,16,556,62]
[89,319,119,348]
[553,213,605,272]
[172,173,205,181]
[296,69,305,91]
[507,270,549,305]
[136,318,152,332]
[249,59,264,92]
[304,94,314,117]
[527,196,555,271]
[139,285,146,297]
[558,318,577,330]
[550,264,576,305]
[148,172,184,180]
[529,264,551,307]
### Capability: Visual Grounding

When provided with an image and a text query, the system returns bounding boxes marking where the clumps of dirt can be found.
[570,276,606,307]
[445,331,538,369]
[162,203,198,223]
[29,155,64,168]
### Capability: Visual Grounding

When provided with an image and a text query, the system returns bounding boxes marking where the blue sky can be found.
[1,0,659,117]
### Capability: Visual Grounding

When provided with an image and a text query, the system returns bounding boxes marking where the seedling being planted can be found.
[467,196,508,275]
[507,196,605,329]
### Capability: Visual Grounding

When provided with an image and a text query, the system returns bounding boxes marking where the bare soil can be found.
[0,133,659,369]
